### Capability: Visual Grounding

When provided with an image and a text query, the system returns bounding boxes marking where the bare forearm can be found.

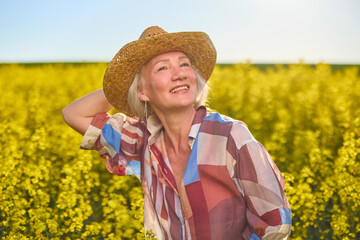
[62,89,113,134]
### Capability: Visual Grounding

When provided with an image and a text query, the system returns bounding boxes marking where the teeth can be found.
[170,86,188,93]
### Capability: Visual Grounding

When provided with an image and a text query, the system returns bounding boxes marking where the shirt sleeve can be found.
[80,112,144,180]
[230,122,292,239]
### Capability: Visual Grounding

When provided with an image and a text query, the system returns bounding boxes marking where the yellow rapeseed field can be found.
[0,62,359,239]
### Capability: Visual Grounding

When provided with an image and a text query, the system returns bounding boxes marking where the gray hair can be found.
[127,68,209,119]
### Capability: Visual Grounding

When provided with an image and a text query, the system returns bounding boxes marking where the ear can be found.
[137,87,150,102]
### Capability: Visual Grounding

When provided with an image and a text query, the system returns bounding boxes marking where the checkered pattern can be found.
[81,106,291,239]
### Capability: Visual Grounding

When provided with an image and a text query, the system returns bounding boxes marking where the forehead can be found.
[146,51,188,67]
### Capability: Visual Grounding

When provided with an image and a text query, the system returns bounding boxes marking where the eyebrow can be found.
[153,55,189,66]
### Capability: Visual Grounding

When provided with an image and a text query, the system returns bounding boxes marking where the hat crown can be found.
[139,26,168,39]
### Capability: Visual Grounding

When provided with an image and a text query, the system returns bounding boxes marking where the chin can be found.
[174,101,196,109]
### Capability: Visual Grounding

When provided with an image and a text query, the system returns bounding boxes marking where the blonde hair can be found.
[127,68,209,119]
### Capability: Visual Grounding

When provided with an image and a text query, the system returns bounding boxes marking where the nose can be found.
[171,65,186,81]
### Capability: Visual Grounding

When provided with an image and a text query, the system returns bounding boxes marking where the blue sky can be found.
[1,0,359,64]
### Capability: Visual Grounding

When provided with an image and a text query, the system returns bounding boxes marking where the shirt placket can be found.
[149,144,179,194]
[149,138,198,240]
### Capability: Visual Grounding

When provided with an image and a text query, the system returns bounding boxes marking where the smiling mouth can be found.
[170,85,189,93]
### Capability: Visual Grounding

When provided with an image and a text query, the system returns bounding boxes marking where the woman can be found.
[62,26,291,240]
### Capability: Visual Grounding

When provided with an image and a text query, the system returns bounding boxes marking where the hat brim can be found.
[103,31,217,116]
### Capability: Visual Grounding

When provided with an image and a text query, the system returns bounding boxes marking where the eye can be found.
[180,62,190,67]
[157,66,167,71]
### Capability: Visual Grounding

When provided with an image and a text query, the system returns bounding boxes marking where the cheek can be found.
[144,77,168,99]
[152,76,168,90]
[187,69,196,81]
[189,73,197,86]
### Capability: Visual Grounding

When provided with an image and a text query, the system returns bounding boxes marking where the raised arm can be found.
[62,89,113,135]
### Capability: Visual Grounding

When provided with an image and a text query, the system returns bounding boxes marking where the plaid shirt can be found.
[81,106,291,240]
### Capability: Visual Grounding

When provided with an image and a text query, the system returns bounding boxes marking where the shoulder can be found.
[229,120,257,150]
[107,113,142,127]
[200,111,234,136]
[117,114,146,138]
[94,112,145,139]
[203,111,257,149]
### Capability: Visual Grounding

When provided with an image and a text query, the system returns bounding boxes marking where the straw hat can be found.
[103,26,217,116]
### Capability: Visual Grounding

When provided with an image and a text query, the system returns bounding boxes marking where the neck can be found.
[153,106,196,153]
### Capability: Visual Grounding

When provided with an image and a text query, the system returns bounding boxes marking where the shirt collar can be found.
[146,114,163,145]
[188,106,207,139]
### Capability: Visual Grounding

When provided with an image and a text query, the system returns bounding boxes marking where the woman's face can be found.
[138,51,197,113]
